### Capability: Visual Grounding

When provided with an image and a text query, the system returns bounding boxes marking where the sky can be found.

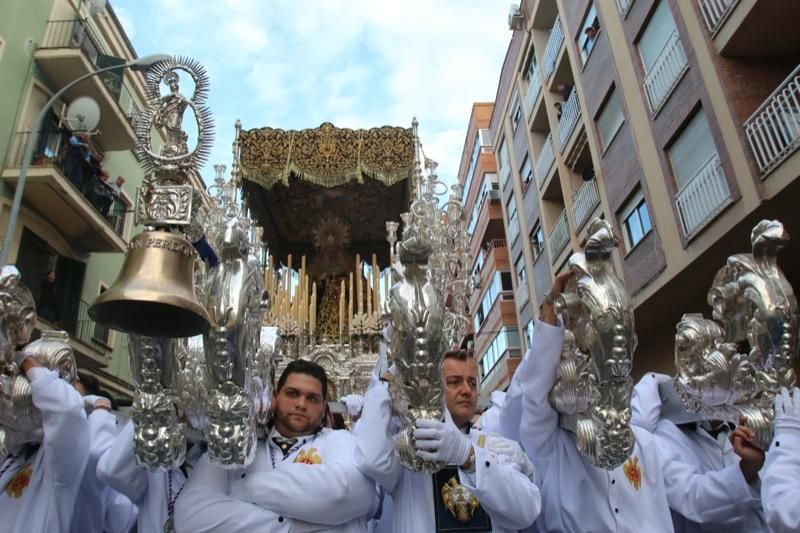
[111,0,512,187]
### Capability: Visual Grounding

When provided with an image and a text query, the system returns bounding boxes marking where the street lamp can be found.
[0,53,171,266]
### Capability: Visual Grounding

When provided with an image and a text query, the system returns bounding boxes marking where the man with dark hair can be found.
[176,359,375,532]
[355,346,541,532]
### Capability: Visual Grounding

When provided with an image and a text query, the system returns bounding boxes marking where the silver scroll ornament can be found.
[674,219,798,448]
[129,335,186,471]
[551,218,636,470]
[387,120,472,473]
[201,183,265,468]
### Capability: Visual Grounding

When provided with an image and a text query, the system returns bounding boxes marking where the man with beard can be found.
[175,359,375,532]
[355,349,541,532]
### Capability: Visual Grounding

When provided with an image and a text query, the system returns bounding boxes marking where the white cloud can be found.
[114,0,511,186]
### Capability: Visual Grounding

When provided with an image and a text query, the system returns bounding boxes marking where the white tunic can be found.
[71,408,138,533]
[630,373,766,533]
[97,420,186,533]
[355,382,541,532]
[176,428,375,532]
[761,413,800,532]
[515,320,760,533]
[0,367,89,533]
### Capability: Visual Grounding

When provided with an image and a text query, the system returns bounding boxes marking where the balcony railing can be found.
[745,64,800,175]
[617,0,635,16]
[524,64,542,120]
[8,131,128,236]
[699,0,737,33]
[572,179,600,231]
[643,30,689,114]
[549,210,570,261]
[535,133,555,189]
[557,90,581,150]
[542,16,564,80]
[39,19,138,125]
[675,152,732,236]
[38,290,112,356]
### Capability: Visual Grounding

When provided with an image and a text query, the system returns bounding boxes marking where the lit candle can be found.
[367,273,373,316]
[339,279,345,337]
[372,254,379,316]
[348,272,354,329]
[356,254,363,314]
[310,282,317,333]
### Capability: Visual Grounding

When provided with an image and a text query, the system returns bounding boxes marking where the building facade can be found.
[0,0,172,401]
[491,0,800,376]
[456,103,521,405]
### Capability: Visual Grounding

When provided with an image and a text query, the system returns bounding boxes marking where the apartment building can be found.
[492,0,800,375]
[456,103,521,404]
[0,0,185,401]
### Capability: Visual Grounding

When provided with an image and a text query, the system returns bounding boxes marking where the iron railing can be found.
[542,16,564,80]
[38,293,112,356]
[557,89,581,150]
[7,131,128,236]
[744,63,800,175]
[675,152,731,236]
[524,63,542,120]
[699,0,738,33]
[535,133,555,189]
[549,210,570,262]
[643,30,688,114]
[572,179,600,231]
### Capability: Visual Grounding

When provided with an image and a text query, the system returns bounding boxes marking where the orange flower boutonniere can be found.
[294,447,322,465]
[5,464,33,499]
[623,456,642,490]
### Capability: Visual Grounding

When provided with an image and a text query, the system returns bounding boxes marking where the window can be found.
[638,1,677,74]
[668,108,716,189]
[524,44,538,84]
[530,222,544,260]
[461,133,481,203]
[524,320,535,350]
[519,155,532,186]
[515,254,526,286]
[578,4,600,65]
[497,138,511,189]
[479,327,521,382]
[473,271,513,332]
[506,196,519,244]
[597,86,625,150]
[620,188,653,251]
[509,88,522,129]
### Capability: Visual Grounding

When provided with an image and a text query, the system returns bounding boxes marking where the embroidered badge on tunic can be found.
[5,464,32,499]
[294,447,322,465]
[432,466,492,532]
[442,476,479,522]
[623,456,642,490]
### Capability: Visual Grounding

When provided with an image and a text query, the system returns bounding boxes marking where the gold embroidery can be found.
[441,476,479,522]
[623,456,642,490]
[294,447,322,465]
[5,464,32,499]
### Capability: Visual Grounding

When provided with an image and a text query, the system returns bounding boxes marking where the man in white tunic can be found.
[97,418,200,533]
[175,359,375,532]
[516,274,770,533]
[0,346,89,532]
[355,350,541,532]
[761,386,800,532]
[631,372,766,532]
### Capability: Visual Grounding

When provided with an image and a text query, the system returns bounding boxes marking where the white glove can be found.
[414,418,472,465]
[483,434,534,479]
[775,387,800,436]
[83,394,112,413]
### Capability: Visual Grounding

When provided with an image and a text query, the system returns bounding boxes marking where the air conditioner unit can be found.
[508,4,524,31]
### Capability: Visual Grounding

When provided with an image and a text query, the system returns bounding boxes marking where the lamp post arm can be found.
[1,59,146,266]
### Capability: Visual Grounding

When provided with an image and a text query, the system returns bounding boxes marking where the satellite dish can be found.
[64,97,101,132]
[87,0,107,15]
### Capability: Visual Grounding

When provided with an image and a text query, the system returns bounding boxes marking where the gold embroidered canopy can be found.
[240,122,414,263]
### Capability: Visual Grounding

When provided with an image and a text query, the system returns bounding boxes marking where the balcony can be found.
[643,30,689,114]
[542,16,564,81]
[675,152,732,237]
[2,130,130,253]
[35,19,138,151]
[37,295,113,368]
[572,179,600,231]
[745,64,800,175]
[535,133,555,189]
[699,0,738,33]
[549,209,570,262]
[557,90,581,151]
[524,64,542,121]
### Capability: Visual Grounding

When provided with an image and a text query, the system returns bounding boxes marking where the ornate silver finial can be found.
[550,218,636,470]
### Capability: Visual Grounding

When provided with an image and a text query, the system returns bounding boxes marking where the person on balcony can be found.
[90,171,115,217]
[36,270,58,325]
[62,132,91,190]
